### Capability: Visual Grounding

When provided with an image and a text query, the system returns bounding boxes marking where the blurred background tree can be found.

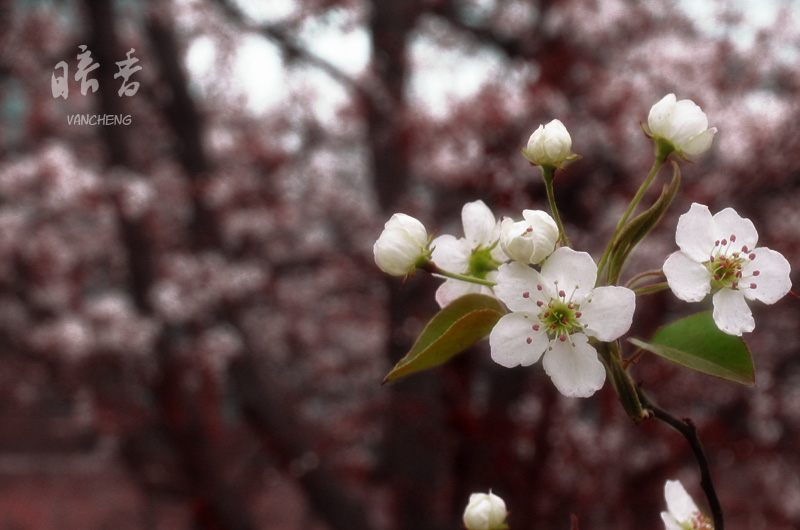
[0,0,799,529]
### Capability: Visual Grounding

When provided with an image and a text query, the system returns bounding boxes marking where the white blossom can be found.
[647,94,717,158]
[663,203,791,336]
[373,213,429,277]
[661,480,713,530]
[431,200,505,308]
[500,209,559,265]
[521,119,576,168]
[463,491,508,530]
[489,247,635,397]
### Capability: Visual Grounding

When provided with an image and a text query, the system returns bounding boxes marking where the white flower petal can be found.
[540,247,596,304]
[742,247,792,304]
[660,512,684,530]
[490,313,548,368]
[682,127,717,156]
[541,334,606,397]
[663,251,711,302]
[712,288,754,335]
[462,200,497,248]
[435,279,488,308]
[668,99,708,145]
[431,234,470,273]
[389,213,427,243]
[712,207,758,250]
[675,203,716,262]
[664,480,700,524]
[494,262,549,312]
[580,286,635,341]
[648,94,677,138]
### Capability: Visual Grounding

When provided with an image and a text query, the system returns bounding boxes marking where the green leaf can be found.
[382,294,506,384]
[628,311,755,386]
[608,161,680,284]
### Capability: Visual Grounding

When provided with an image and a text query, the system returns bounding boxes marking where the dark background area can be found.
[1,0,799,529]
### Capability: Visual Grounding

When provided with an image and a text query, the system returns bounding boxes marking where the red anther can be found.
[715,240,720,246]
[526,227,533,233]
[533,324,540,331]
[742,245,748,252]
[575,312,582,318]
[730,234,736,242]
[544,312,550,318]
[749,253,756,260]
[522,292,530,298]
[736,271,742,278]
[714,274,720,280]
[550,323,557,329]
[561,317,568,324]
[750,283,757,289]
[568,303,574,309]
[709,256,715,263]
[721,239,727,246]
[559,290,566,297]
[537,301,543,307]
[732,281,738,288]
[537,284,543,290]
[753,270,760,276]
[559,334,567,342]
[526,337,532,344]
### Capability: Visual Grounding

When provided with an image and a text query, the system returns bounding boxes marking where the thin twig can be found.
[639,391,724,530]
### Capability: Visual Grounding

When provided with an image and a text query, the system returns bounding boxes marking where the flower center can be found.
[680,511,713,530]
[468,246,501,279]
[527,283,583,346]
[703,235,760,292]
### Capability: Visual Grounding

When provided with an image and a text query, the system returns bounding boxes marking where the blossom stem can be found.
[633,282,670,296]
[596,341,648,424]
[639,390,725,530]
[624,269,665,289]
[596,155,665,284]
[542,166,569,247]
[422,262,497,287]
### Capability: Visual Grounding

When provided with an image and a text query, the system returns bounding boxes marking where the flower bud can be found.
[521,119,576,168]
[463,491,508,530]
[500,210,559,265]
[373,213,430,276]
[646,94,717,159]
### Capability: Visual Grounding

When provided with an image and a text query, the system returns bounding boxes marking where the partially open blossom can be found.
[489,247,636,397]
[663,203,791,336]
[463,491,508,530]
[521,119,577,168]
[646,94,717,159]
[373,213,430,276]
[661,480,714,530]
[431,200,505,307]
[500,210,559,265]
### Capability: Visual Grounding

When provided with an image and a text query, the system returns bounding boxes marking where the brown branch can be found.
[639,391,724,530]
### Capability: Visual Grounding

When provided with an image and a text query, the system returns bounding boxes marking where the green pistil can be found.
[468,246,501,280]
[539,299,582,343]
[705,253,746,290]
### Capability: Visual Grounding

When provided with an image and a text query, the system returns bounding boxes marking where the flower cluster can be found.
[374,94,793,401]
[373,94,797,528]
